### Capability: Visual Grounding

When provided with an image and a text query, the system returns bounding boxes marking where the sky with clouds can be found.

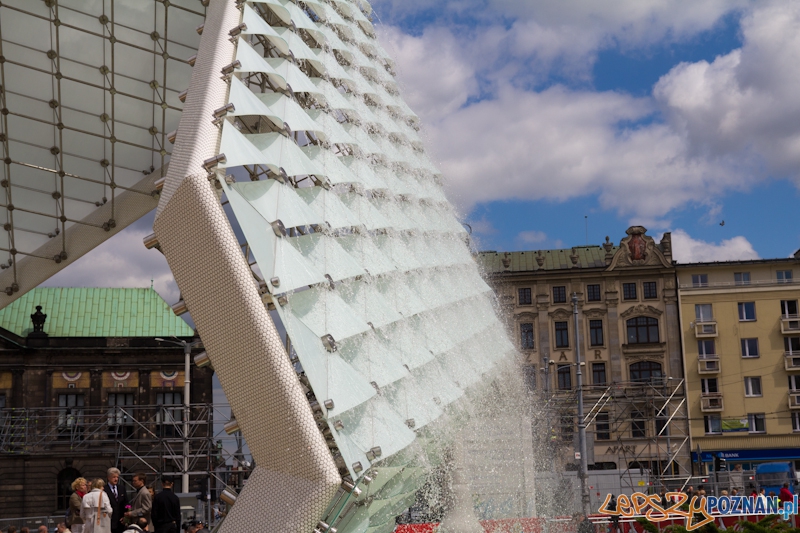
[45,0,800,299]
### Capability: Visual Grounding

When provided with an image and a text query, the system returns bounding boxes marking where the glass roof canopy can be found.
[0,0,206,304]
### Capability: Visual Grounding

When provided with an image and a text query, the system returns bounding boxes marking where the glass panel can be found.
[338,279,403,328]
[288,233,366,283]
[231,179,324,229]
[286,285,371,341]
[295,187,360,230]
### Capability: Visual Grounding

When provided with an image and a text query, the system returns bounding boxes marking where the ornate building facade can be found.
[478,227,691,477]
[0,288,213,518]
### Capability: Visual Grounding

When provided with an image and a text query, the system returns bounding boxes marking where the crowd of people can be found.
[4,468,212,533]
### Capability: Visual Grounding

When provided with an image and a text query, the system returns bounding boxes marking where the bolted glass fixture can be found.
[193,351,211,368]
[220,60,241,76]
[219,489,237,506]
[223,419,240,435]
[143,233,160,250]
[321,334,338,352]
[171,300,188,316]
[202,154,227,171]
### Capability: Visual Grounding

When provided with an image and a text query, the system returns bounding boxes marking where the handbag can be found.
[97,492,103,526]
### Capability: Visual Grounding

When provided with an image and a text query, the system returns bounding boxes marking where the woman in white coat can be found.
[81,479,114,533]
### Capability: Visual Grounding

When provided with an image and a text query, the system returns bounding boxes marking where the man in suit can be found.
[105,467,129,533]
[151,477,181,533]
[125,473,152,530]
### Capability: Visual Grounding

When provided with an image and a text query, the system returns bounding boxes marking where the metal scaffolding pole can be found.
[572,293,590,517]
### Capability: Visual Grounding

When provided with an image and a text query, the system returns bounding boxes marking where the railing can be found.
[780,314,800,334]
[785,352,800,371]
[680,279,796,289]
[0,404,211,454]
[700,393,724,412]
[789,391,800,410]
[697,354,720,374]
[693,320,718,338]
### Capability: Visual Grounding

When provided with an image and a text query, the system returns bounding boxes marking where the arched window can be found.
[57,466,81,511]
[630,361,663,383]
[626,317,659,344]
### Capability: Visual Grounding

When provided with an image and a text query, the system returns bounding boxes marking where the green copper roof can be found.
[477,246,619,273]
[0,288,194,338]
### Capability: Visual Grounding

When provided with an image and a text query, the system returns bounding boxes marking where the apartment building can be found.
[677,254,800,473]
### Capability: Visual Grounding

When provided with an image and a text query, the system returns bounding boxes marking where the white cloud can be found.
[426,84,742,219]
[517,230,547,244]
[374,0,751,81]
[670,229,759,263]
[654,2,800,180]
[378,26,477,123]
[41,215,180,304]
[382,2,800,225]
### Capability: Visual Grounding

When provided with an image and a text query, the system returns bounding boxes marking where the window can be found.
[626,317,659,344]
[744,377,762,397]
[0,393,5,409]
[698,340,715,355]
[741,338,759,358]
[695,304,713,321]
[557,364,572,390]
[748,413,766,433]
[778,270,793,283]
[560,414,574,442]
[630,361,663,383]
[553,286,567,303]
[623,283,637,300]
[523,366,537,390]
[554,321,569,348]
[701,378,719,394]
[631,409,646,438]
[520,323,534,350]
[596,413,610,440]
[704,415,722,434]
[589,320,604,346]
[734,272,751,286]
[692,274,708,287]
[57,394,85,435]
[518,288,532,305]
[786,337,800,354]
[157,391,183,438]
[108,393,135,439]
[642,282,657,299]
[793,413,800,432]
[587,284,601,302]
[738,302,756,321]
[592,363,607,386]
[789,375,800,392]
[781,300,799,317]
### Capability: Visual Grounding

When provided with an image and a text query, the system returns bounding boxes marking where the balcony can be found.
[700,393,724,412]
[780,315,800,334]
[789,391,800,410]
[697,354,720,374]
[694,320,718,338]
[785,352,800,371]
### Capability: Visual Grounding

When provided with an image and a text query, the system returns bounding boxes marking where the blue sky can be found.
[372,0,800,261]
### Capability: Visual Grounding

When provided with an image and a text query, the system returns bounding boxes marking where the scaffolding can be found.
[541,377,693,492]
[0,402,253,521]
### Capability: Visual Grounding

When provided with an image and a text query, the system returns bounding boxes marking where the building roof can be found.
[0,288,194,338]
[477,246,618,273]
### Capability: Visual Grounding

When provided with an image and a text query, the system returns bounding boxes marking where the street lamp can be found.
[572,293,591,517]
[155,336,203,494]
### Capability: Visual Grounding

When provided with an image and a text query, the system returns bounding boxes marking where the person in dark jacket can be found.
[152,477,181,533]
[104,468,128,533]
